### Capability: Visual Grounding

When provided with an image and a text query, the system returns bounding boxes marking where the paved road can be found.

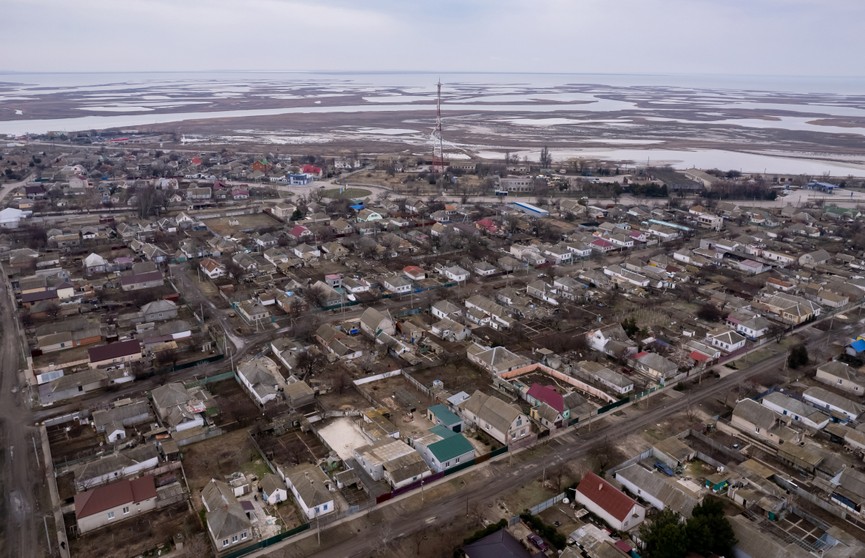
[256,327,832,558]
[0,267,44,558]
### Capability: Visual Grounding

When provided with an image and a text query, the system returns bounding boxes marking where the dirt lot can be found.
[253,428,328,468]
[201,213,283,237]
[67,502,200,558]
[318,382,372,412]
[206,378,262,430]
[409,359,493,397]
[183,428,268,494]
[48,421,103,469]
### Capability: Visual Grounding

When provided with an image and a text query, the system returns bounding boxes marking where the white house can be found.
[259,473,288,505]
[705,327,746,353]
[614,464,699,517]
[816,361,865,397]
[74,476,158,534]
[459,390,530,446]
[383,275,412,294]
[761,392,830,430]
[803,387,865,422]
[431,299,463,322]
[442,265,470,283]
[413,426,475,473]
[236,357,285,407]
[574,472,645,532]
[281,463,334,519]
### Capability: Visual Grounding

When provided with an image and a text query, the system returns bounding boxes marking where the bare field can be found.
[202,213,283,237]
[183,428,263,494]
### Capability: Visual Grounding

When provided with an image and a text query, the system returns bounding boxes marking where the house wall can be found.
[237,371,278,406]
[762,399,828,429]
[574,492,643,531]
[803,394,860,421]
[614,472,665,511]
[816,370,865,397]
[730,415,781,445]
[89,351,142,369]
[77,496,157,533]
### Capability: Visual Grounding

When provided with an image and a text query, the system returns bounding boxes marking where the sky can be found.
[2,0,863,76]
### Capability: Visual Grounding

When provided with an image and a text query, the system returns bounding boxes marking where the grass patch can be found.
[321,187,372,199]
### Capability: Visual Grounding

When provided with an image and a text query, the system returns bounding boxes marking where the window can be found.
[314,506,319,514]
[122,506,130,515]
[241,532,247,540]
[839,379,844,384]
[455,457,460,463]
[107,511,115,519]
[222,539,229,547]
[232,535,238,543]
[322,504,328,511]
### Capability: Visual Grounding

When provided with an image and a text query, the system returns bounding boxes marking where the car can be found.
[527,534,548,551]
[654,461,675,476]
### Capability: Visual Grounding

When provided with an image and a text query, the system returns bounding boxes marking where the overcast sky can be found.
[2,0,862,76]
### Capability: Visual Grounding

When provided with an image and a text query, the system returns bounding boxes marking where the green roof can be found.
[427,428,474,463]
[428,404,462,427]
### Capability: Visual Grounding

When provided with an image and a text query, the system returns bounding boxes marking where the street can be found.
[0,267,45,558]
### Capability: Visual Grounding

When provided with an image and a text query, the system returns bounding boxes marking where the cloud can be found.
[0,0,861,76]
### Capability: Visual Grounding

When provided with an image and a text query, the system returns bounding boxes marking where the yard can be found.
[409,359,493,397]
[320,187,371,199]
[253,427,327,468]
[48,421,103,470]
[205,377,262,430]
[66,502,200,558]
[182,428,267,495]
[201,213,283,238]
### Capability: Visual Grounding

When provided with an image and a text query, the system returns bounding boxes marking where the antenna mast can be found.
[432,79,445,174]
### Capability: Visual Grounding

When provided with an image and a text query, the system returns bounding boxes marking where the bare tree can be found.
[540,145,553,169]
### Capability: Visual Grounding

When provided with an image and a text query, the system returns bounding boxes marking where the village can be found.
[5,141,865,558]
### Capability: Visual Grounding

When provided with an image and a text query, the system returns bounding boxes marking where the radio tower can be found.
[432,79,445,174]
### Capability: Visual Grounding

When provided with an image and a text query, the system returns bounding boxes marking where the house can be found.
[83,253,108,274]
[0,207,26,228]
[473,261,498,277]
[287,225,312,241]
[525,384,568,427]
[236,357,284,407]
[726,312,771,340]
[200,257,226,279]
[803,387,865,421]
[292,243,321,259]
[430,317,471,342]
[816,361,865,396]
[756,293,821,325]
[281,463,334,519]
[413,425,475,473]
[356,208,383,222]
[459,390,531,446]
[461,528,532,558]
[73,444,160,491]
[140,299,178,323]
[431,299,462,321]
[353,438,432,489]
[798,249,832,268]
[731,399,794,445]
[443,265,470,283]
[259,473,287,505]
[315,324,363,360]
[614,464,699,517]
[119,270,164,291]
[427,404,463,432]
[74,476,157,534]
[236,300,269,325]
[575,361,634,395]
[91,399,154,443]
[283,376,315,409]
[382,275,412,294]
[467,344,531,376]
[705,327,746,353]
[631,352,679,382]
[359,307,396,339]
[574,472,645,532]
[88,340,142,369]
[201,479,252,551]
[150,382,212,433]
[587,324,638,359]
[526,280,559,305]
[761,392,830,430]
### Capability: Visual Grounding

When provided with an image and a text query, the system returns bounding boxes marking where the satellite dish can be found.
[562,498,570,505]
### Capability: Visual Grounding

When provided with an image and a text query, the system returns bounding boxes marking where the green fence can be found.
[221,523,311,558]
[184,370,236,388]
[596,396,630,415]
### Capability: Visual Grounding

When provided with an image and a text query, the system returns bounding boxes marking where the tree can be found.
[639,509,686,558]
[539,146,553,169]
[696,303,723,322]
[621,317,640,339]
[787,344,809,369]
[133,185,164,218]
[295,349,327,381]
[686,497,736,557]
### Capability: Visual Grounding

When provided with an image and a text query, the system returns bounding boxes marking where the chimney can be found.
[598,483,603,491]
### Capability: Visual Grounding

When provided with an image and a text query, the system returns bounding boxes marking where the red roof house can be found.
[74,476,157,533]
[574,472,645,531]
[301,164,323,177]
[526,384,564,413]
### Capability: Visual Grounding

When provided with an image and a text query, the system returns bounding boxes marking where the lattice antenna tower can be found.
[432,79,445,173]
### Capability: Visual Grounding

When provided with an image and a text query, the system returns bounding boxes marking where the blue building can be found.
[510,201,549,218]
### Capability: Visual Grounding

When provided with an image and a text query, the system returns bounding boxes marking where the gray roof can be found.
[804,387,865,417]
[460,390,523,436]
[285,463,332,508]
[762,392,829,424]
[614,464,699,517]
[201,479,250,541]
[75,443,159,484]
[818,361,863,382]
[140,299,176,315]
[469,344,531,373]
[259,473,285,496]
[462,528,531,558]
[733,398,778,430]
[92,399,154,432]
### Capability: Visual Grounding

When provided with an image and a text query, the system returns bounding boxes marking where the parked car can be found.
[527,533,548,551]
[654,461,675,476]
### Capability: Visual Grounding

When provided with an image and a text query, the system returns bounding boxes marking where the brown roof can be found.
[120,270,163,286]
[88,339,141,363]
[74,475,156,519]
[576,472,636,522]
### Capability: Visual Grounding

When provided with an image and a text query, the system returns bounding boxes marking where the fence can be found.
[526,492,566,516]
[184,369,236,388]
[221,523,311,558]
[352,369,402,386]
